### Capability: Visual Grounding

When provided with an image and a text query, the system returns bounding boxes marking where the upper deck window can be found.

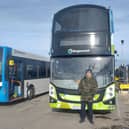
[54,7,109,32]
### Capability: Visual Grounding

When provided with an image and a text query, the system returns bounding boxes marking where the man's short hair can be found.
[85,69,93,74]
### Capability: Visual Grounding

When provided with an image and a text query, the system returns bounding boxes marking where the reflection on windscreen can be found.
[51,57,114,89]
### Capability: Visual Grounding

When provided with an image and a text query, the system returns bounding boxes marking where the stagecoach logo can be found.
[67,48,90,54]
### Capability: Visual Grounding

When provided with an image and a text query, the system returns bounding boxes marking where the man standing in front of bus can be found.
[78,69,98,124]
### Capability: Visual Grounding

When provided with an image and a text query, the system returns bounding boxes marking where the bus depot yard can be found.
[0,93,129,129]
[0,4,129,129]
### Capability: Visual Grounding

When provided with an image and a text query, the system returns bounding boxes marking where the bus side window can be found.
[16,62,23,80]
[46,62,50,78]
[26,64,37,79]
[37,64,40,79]
[39,62,46,78]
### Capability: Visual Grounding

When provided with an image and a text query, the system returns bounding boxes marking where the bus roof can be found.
[0,46,49,62]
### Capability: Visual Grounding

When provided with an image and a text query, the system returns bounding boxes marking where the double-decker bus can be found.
[0,46,49,103]
[49,5,115,111]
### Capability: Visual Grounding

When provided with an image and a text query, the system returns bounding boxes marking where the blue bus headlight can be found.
[103,84,115,101]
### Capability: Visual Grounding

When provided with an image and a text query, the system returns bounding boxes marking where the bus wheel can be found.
[27,85,35,100]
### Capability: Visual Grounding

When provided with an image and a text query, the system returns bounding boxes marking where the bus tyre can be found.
[27,86,35,100]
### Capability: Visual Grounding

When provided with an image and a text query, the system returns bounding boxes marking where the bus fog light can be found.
[51,99,54,102]
[109,101,112,104]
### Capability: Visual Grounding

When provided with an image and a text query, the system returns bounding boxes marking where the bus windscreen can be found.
[51,56,114,89]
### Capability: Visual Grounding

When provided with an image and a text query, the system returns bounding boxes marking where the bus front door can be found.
[8,60,24,100]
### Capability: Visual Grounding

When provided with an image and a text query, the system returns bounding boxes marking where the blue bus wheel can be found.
[27,85,35,100]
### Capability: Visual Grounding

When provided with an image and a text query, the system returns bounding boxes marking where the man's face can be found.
[86,71,92,79]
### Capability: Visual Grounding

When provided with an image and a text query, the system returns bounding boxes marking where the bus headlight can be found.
[49,83,57,99]
[103,84,115,101]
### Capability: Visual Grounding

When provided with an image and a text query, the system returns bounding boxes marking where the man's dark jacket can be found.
[79,77,98,102]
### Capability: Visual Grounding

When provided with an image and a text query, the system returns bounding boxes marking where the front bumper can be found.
[49,97,116,111]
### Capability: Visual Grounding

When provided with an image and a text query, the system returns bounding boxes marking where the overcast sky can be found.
[0,0,128,64]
